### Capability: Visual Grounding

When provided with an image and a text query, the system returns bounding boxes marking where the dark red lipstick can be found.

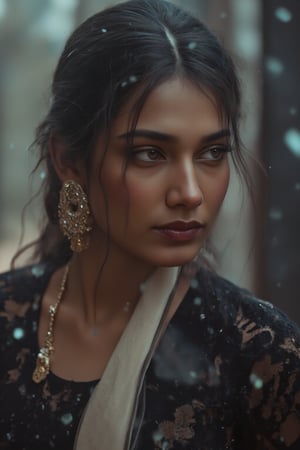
[153,221,204,241]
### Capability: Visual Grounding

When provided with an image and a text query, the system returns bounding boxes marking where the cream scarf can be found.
[74,266,179,450]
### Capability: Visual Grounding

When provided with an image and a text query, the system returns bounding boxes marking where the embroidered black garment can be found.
[1,264,300,450]
[0,264,98,450]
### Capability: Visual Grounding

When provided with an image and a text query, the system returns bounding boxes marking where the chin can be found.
[150,249,201,268]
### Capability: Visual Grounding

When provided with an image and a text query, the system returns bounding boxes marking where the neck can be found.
[65,243,155,329]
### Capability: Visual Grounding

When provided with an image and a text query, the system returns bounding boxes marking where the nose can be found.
[166,159,203,209]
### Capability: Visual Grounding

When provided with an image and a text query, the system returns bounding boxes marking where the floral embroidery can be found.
[0,299,30,323]
[236,306,275,348]
[155,404,195,449]
[280,337,300,358]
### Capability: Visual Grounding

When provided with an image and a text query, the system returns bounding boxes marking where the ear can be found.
[49,132,86,184]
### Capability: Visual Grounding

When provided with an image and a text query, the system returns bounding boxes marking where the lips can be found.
[155,220,204,231]
[153,221,205,242]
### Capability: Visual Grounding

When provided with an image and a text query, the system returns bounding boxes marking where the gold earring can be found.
[58,180,92,252]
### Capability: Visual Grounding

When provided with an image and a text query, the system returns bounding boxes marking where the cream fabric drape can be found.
[74,266,179,450]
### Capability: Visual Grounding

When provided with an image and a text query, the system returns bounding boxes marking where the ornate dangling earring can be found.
[58,180,93,252]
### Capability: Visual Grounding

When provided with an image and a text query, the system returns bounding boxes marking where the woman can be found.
[0,0,299,449]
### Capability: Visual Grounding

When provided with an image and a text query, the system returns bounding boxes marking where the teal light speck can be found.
[13,328,25,340]
[61,413,73,426]
[188,42,197,50]
[152,430,163,443]
[250,373,263,389]
[31,265,45,277]
[190,278,198,289]
[265,57,283,75]
[193,297,202,306]
[284,128,300,157]
[274,7,292,23]
[269,208,283,221]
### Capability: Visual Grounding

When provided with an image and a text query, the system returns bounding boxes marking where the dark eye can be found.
[197,145,231,161]
[132,147,164,162]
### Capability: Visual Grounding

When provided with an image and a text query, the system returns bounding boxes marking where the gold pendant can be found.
[32,348,50,383]
[32,264,69,383]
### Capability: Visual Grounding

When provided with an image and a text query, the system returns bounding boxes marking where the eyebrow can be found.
[117,128,231,143]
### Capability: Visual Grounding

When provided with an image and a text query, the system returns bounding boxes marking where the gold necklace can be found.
[32,264,69,384]
[32,264,133,383]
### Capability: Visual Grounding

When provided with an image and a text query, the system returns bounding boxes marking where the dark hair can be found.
[16,0,247,267]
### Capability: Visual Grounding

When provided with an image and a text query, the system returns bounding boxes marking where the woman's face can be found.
[86,77,230,269]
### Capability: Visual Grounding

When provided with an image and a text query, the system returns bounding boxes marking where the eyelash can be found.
[202,146,232,161]
[129,145,232,163]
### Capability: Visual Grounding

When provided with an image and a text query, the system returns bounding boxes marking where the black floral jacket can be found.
[0,264,300,450]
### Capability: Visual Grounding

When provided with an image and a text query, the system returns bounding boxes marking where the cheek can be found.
[207,166,230,211]
[103,181,128,217]
[98,174,151,230]
[88,169,126,227]
[122,172,158,210]
[126,183,149,207]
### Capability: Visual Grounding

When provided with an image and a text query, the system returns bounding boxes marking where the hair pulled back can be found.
[29,0,243,267]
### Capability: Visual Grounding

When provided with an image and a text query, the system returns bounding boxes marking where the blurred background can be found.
[0,0,299,323]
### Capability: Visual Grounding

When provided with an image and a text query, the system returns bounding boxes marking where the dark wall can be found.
[263,1,300,323]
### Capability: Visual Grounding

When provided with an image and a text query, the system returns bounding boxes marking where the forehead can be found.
[112,76,224,136]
